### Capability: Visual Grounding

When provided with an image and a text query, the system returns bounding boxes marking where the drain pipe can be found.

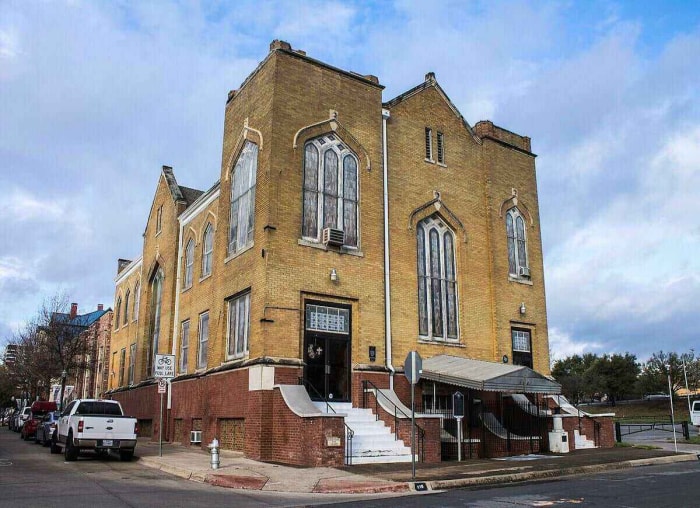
[382,108,395,389]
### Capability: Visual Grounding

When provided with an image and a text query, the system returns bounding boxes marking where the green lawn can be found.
[580,399,694,422]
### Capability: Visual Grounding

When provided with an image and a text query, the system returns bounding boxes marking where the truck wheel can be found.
[64,433,78,461]
[119,450,134,462]
[50,433,61,454]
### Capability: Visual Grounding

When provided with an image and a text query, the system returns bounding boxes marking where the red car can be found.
[21,401,58,441]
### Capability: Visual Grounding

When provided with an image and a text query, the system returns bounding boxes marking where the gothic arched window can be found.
[228,141,258,255]
[184,239,194,288]
[417,216,458,341]
[202,223,213,277]
[506,207,529,278]
[302,134,359,247]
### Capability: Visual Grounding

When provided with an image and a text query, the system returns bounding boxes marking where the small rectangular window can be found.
[511,328,533,368]
[425,127,433,161]
[128,344,136,385]
[118,348,126,386]
[437,132,445,164]
[180,320,190,372]
[198,312,209,369]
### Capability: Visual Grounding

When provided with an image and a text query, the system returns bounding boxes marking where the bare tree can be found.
[36,294,91,408]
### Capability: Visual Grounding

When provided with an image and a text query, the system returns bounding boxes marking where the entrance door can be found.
[303,303,351,402]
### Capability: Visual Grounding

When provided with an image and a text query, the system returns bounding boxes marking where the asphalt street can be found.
[0,428,392,508]
[328,461,700,507]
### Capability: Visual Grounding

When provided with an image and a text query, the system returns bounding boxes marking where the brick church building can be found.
[107,40,611,466]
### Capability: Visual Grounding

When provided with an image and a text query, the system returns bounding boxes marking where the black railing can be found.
[361,380,425,461]
[298,378,353,465]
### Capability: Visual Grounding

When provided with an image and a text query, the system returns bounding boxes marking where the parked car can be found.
[643,392,670,401]
[51,399,138,461]
[1,408,13,426]
[22,401,58,441]
[14,406,31,433]
[36,411,60,446]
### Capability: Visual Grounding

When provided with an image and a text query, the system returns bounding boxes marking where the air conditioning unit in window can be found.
[322,227,345,247]
[518,266,531,278]
[190,430,202,444]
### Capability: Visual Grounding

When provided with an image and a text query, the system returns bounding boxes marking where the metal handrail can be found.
[298,378,353,465]
[361,380,425,461]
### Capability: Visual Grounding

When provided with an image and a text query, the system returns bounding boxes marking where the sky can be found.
[1,0,699,364]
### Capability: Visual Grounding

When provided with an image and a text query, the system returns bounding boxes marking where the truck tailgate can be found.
[78,416,136,441]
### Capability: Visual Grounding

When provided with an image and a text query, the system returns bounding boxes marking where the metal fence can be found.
[421,392,549,459]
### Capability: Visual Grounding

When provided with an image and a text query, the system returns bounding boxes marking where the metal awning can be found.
[421,355,561,394]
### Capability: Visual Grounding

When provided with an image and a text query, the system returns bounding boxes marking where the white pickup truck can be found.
[50,399,138,461]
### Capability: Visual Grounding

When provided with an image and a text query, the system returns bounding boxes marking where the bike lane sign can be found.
[154,354,176,379]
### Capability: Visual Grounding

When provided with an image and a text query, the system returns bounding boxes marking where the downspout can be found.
[382,108,395,389]
[168,217,185,410]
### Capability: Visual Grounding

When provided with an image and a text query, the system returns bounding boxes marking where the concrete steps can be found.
[313,402,414,464]
[574,429,596,449]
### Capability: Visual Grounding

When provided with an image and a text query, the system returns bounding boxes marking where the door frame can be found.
[302,300,352,402]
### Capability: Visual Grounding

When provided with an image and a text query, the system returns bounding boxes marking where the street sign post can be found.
[154,354,175,457]
[404,351,422,480]
[453,391,465,461]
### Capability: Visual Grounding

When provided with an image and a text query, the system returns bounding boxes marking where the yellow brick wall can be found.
[109,43,551,389]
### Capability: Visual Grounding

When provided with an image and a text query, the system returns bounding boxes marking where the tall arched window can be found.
[133,281,140,321]
[148,268,164,376]
[506,207,529,278]
[184,239,194,288]
[123,290,130,326]
[202,223,213,277]
[417,216,458,340]
[228,141,258,255]
[115,297,122,330]
[302,134,359,247]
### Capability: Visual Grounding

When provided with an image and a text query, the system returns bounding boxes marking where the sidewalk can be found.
[135,438,700,495]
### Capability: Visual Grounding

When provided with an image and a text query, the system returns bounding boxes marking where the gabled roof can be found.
[422,354,560,394]
[383,73,481,144]
[179,186,204,206]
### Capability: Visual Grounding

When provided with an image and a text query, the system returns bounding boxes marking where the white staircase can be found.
[573,429,596,449]
[314,402,414,464]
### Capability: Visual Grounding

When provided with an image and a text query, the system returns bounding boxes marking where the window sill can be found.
[417,338,464,347]
[224,353,248,363]
[297,238,364,257]
[181,284,193,294]
[508,276,533,286]
[424,158,435,164]
[224,243,254,264]
[437,162,447,168]
[199,273,212,283]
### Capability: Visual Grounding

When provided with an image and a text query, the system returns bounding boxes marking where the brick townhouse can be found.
[107,40,613,467]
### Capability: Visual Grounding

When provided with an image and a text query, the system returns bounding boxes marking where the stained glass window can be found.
[302,135,359,247]
[416,216,458,341]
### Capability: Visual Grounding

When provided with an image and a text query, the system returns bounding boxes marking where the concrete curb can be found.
[426,453,699,491]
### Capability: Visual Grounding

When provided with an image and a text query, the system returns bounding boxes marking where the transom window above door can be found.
[305,304,350,335]
[302,134,359,248]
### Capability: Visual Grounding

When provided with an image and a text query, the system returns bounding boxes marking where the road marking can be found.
[0,459,12,466]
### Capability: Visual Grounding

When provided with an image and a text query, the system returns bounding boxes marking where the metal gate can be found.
[435,392,549,459]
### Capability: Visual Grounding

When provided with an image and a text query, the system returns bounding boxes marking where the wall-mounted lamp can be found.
[330,268,339,283]
[519,302,526,315]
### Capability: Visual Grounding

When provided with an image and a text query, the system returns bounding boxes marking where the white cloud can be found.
[549,327,603,362]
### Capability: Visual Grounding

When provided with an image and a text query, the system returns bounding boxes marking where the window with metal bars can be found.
[425,127,433,161]
[437,132,445,164]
